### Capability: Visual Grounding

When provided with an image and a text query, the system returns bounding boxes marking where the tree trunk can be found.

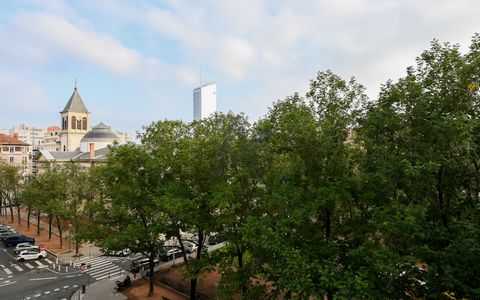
[16,205,21,224]
[148,256,155,296]
[48,215,53,240]
[190,232,205,300]
[56,215,63,248]
[8,200,14,222]
[36,211,41,236]
[27,206,31,230]
[325,209,331,239]
[237,245,247,296]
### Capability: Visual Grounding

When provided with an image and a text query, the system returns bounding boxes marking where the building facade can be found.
[193,82,217,121]
[0,133,31,178]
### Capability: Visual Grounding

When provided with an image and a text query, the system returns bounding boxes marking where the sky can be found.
[0,0,479,134]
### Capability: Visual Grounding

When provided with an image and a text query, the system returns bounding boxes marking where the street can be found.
[0,243,132,300]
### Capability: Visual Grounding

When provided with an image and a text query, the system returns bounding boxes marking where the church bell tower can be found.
[59,84,90,151]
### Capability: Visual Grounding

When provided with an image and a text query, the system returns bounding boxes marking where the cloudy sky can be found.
[0,0,479,133]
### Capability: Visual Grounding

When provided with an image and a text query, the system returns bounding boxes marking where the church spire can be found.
[61,85,89,113]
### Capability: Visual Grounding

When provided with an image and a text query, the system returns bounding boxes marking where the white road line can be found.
[44,291,51,295]
[25,263,35,269]
[0,280,16,287]
[34,294,41,298]
[72,284,78,288]
[3,268,12,275]
[34,261,43,267]
[44,258,53,264]
[13,264,23,271]
[66,275,76,278]
[89,267,122,277]
[29,276,57,281]
[63,285,69,289]
[54,288,60,291]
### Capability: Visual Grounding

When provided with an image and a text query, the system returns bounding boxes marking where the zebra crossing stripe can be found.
[88,266,122,277]
[87,261,112,270]
[44,258,53,264]
[34,261,43,267]
[12,265,23,272]
[3,268,12,275]
[25,263,35,269]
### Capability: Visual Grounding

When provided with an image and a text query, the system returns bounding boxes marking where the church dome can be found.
[80,122,119,152]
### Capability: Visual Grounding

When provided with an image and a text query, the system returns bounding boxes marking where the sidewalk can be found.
[70,278,128,300]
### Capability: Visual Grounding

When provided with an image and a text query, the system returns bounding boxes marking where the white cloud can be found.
[11,11,143,76]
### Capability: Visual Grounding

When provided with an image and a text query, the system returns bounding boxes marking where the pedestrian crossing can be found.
[0,259,53,276]
[76,256,125,281]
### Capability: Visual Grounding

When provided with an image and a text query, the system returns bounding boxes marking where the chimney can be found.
[13,133,19,140]
[89,143,95,160]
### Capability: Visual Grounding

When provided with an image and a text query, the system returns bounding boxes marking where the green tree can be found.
[358,35,480,298]
[91,144,167,296]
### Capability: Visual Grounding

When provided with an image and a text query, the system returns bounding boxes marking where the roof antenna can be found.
[74,78,78,90]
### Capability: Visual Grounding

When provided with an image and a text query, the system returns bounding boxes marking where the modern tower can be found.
[193,82,216,121]
[59,86,90,151]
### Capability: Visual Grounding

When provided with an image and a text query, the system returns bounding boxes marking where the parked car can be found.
[0,231,19,241]
[208,234,224,245]
[103,248,131,257]
[4,235,35,247]
[16,250,47,262]
[183,241,198,254]
[130,256,159,272]
[14,243,39,254]
[159,247,182,261]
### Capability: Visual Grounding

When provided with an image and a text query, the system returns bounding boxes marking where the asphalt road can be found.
[1,243,133,300]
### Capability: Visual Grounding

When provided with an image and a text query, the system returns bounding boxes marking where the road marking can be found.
[66,275,76,278]
[0,280,16,287]
[25,297,31,299]
[3,268,12,275]
[63,285,69,289]
[54,288,60,291]
[34,261,43,267]
[29,276,57,281]
[34,294,41,298]
[45,258,53,264]
[25,263,35,269]
[44,291,51,294]
[13,264,23,271]
[73,284,78,288]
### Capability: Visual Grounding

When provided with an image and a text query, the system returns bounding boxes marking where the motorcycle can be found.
[114,275,132,291]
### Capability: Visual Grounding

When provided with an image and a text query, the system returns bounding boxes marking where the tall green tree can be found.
[91,144,167,296]
[358,35,480,298]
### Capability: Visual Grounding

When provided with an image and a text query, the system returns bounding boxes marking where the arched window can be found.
[82,117,87,130]
[72,117,77,129]
[77,119,81,129]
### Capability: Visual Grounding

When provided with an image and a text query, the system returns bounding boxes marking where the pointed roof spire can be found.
[61,84,89,113]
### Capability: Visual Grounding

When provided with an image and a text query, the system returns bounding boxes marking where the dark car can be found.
[4,235,35,247]
[130,256,159,273]
[159,247,182,261]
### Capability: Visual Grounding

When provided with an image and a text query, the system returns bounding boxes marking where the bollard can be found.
[66,266,68,273]
[58,265,60,271]
[52,264,55,269]
[81,284,86,294]
[56,258,58,264]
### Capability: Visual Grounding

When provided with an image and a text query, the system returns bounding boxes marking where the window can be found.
[83,117,87,130]
[72,117,77,129]
[77,119,82,129]
[9,157,14,163]
[9,147,14,153]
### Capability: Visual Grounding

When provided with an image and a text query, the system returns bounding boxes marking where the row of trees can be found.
[8,35,480,299]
